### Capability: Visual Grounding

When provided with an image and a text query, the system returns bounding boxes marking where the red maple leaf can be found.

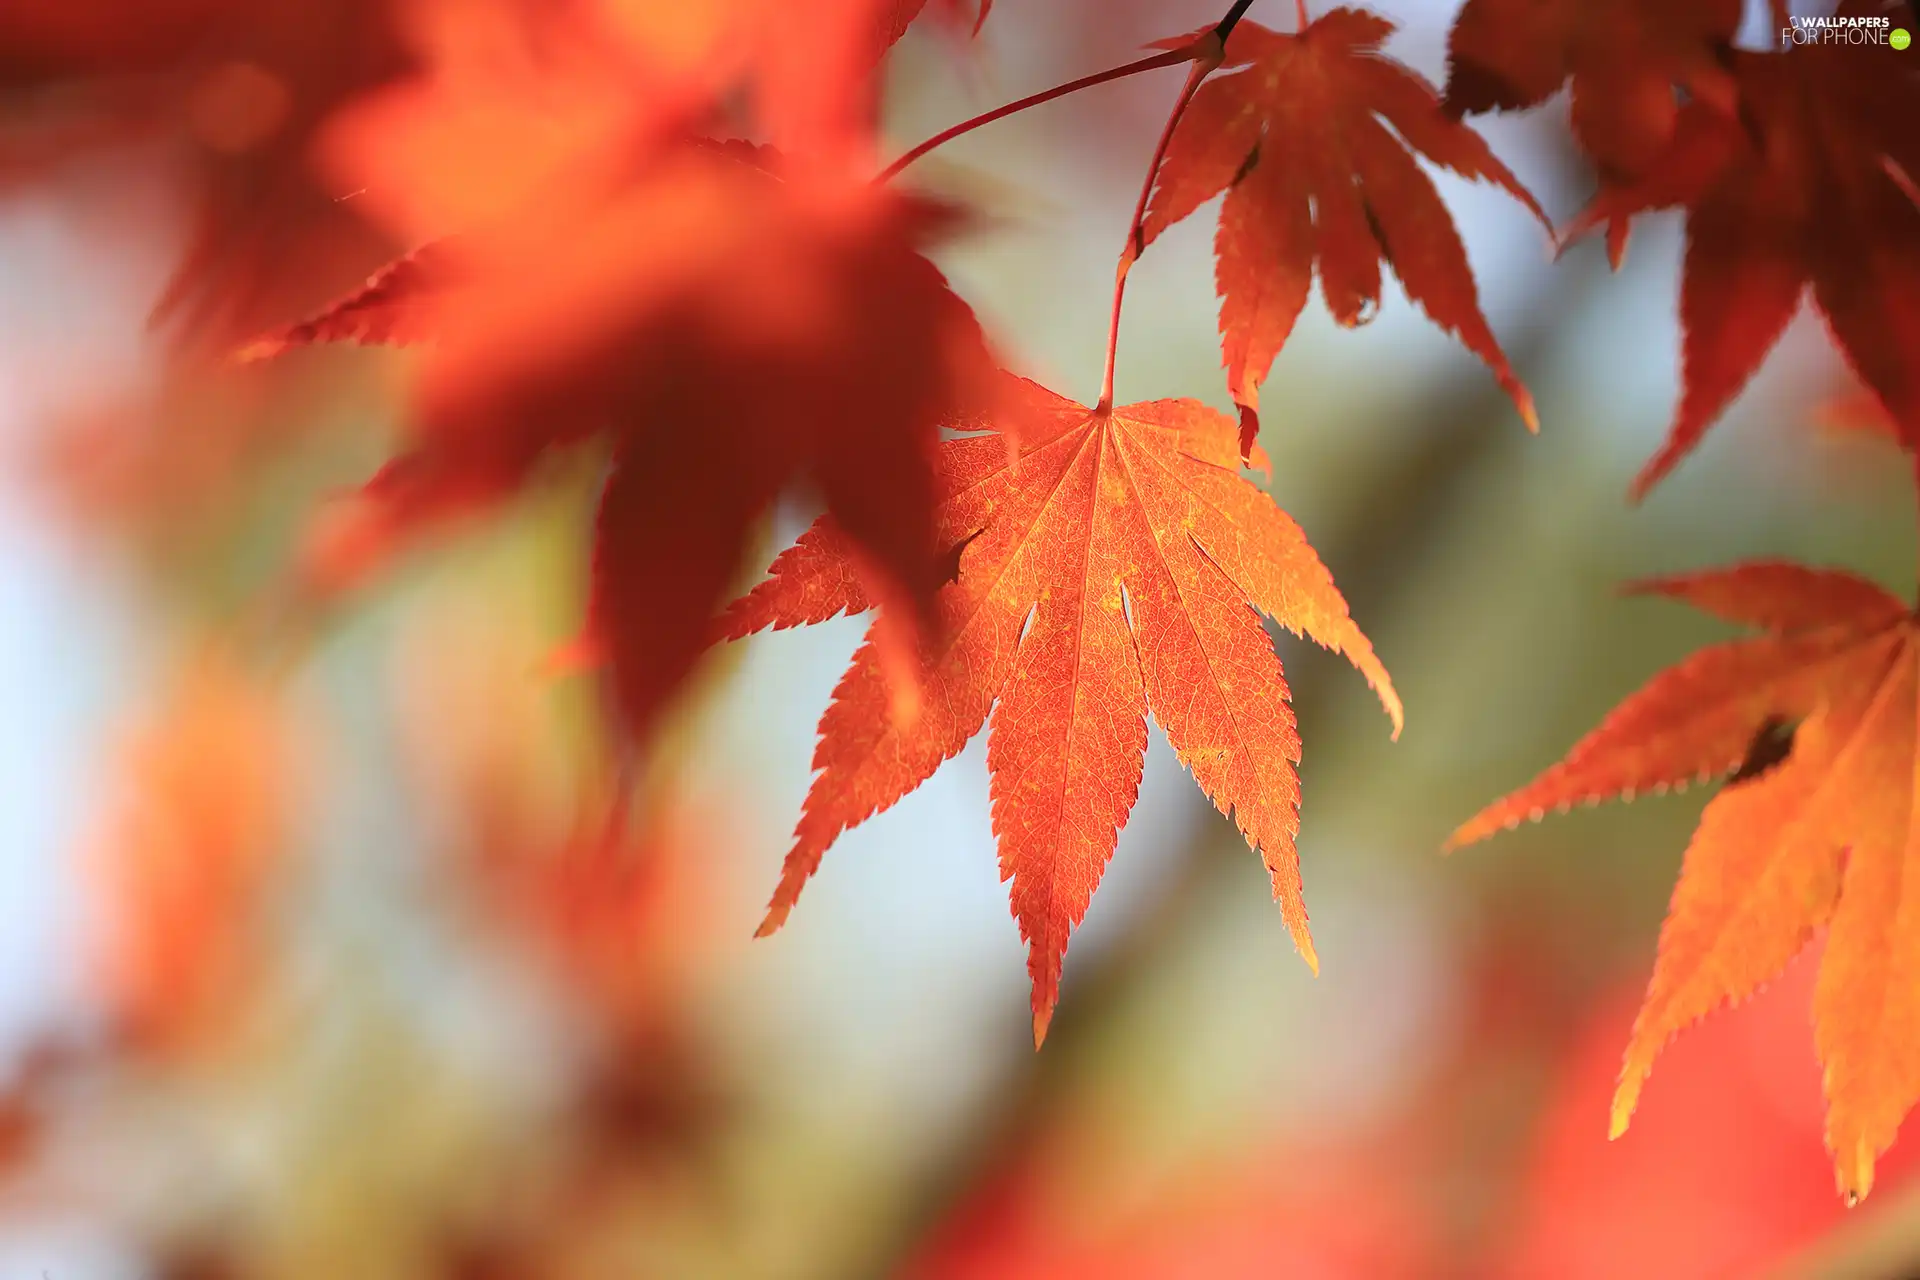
[0,0,416,340]
[245,0,1001,746]
[1451,560,1920,1202]
[1441,0,1740,177]
[1564,0,1920,498]
[720,375,1400,1042]
[1140,8,1548,453]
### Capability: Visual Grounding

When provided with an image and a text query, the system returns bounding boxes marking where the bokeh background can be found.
[0,0,1914,1275]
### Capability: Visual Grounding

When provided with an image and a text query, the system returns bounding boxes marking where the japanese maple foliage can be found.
[0,0,414,339]
[257,0,1000,744]
[721,375,1399,1041]
[1453,562,1920,1202]
[1143,8,1547,452]
[1564,0,1920,499]
[149,0,1920,1210]
[1442,0,1740,177]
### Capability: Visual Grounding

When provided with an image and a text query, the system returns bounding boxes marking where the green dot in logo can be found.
[1894,27,1912,48]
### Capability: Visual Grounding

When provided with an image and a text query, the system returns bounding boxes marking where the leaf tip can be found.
[1373,678,1405,740]
[1440,811,1494,853]
[1836,1140,1877,1206]
[1289,921,1320,976]
[1625,458,1667,506]
[1608,1071,1643,1140]
[1517,388,1540,435]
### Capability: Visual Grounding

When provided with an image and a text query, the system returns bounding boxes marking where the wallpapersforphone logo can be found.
[1780,12,1908,47]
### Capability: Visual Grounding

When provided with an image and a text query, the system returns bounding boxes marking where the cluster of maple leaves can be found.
[9,0,1920,1203]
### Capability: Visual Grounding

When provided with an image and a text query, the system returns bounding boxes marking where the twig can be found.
[1215,0,1260,42]
[1096,43,1223,410]
[877,46,1200,182]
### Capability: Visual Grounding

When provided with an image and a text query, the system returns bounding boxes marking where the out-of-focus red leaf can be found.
[1499,955,1920,1278]
[0,0,416,340]
[244,0,999,747]
[1441,0,1740,177]
[1564,1,1920,498]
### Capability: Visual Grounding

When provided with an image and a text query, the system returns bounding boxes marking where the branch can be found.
[1097,38,1222,410]
[877,45,1200,182]
[1214,0,1259,42]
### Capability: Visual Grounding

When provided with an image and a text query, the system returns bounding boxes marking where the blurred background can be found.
[0,0,1914,1275]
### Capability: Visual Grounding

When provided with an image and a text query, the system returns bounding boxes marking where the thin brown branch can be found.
[1096,40,1222,411]
[877,46,1199,183]
[1214,0,1259,42]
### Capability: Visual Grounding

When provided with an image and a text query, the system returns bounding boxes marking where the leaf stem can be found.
[1096,41,1222,411]
[1296,0,1310,30]
[877,47,1197,182]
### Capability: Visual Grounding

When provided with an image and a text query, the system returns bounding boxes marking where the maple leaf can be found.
[1441,0,1740,177]
[1140,9,1548,454]
[247,0,1013,748]
[1564,0,1920,499]
[0,0,415,340]
[231,137,784,363]
[721,376,1400,1043]
[1450,560,1920,1202]
[246,0,1002,751]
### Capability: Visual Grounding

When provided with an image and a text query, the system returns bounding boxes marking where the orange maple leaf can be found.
[721,376,1401,1043]
[1450,560,1920,1202]
[1140,8,1548,453]
[1565,0,1920,499]
[1441,0,1740,177]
